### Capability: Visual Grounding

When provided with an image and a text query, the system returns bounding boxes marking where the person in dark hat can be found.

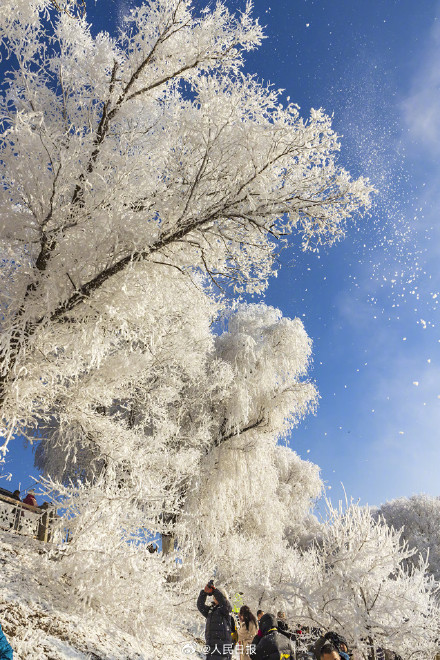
[249,613,294,659]
[314,632,349,660]
[319,642,349,660]
[197,581,233,658]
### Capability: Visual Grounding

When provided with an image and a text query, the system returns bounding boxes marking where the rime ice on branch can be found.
[0,0,372,447]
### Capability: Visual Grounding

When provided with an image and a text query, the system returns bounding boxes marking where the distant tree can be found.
[0,0,372,452]
[277,503,440,660]
[377,493,440,582]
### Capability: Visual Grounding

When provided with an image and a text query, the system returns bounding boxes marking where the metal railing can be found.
[0,492,55,542]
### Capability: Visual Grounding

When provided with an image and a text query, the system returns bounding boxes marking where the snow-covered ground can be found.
[0,530,234,659]
[0,530,148,658]
[0,530,159,659]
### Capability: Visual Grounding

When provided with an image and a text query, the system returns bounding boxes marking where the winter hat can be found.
[259,613,278,636]
[324,631,348,651]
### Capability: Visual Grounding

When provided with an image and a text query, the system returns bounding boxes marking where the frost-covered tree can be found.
[36,300,321,554]
[176,304,322,577]
[378,493,440,582]
[276,504,440,660]
[48,0,85,16]
[33,265,223,483]
[0,0,372,449]
[179,442,322,591]
[37,301,324,652]
[0,1,378,654]
[0,0,85,41]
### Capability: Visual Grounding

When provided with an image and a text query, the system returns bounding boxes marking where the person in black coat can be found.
[249,612,295,660]
[277,611,299,643]
[197,582,233,658]
[277,611,290,637]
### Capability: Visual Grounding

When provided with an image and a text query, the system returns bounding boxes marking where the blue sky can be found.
[246,0,440,506]
[1,0,439,507]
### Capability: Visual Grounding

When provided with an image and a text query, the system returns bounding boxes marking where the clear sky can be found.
[1,0,439,507]
[242,0,440,506]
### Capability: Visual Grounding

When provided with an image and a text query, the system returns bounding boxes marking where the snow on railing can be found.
[0,493,55,542]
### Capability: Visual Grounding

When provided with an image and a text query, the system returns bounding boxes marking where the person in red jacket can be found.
[23,490,37,507]
[256,611,264,638]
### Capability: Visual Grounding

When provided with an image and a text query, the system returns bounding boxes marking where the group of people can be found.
[197,582,309,659]
[197,583,402,660]
[10,489,38,507]
[0,487,39,535]
[0,485,38,508]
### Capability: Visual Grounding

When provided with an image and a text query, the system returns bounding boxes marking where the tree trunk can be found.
[161,533,175,556]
